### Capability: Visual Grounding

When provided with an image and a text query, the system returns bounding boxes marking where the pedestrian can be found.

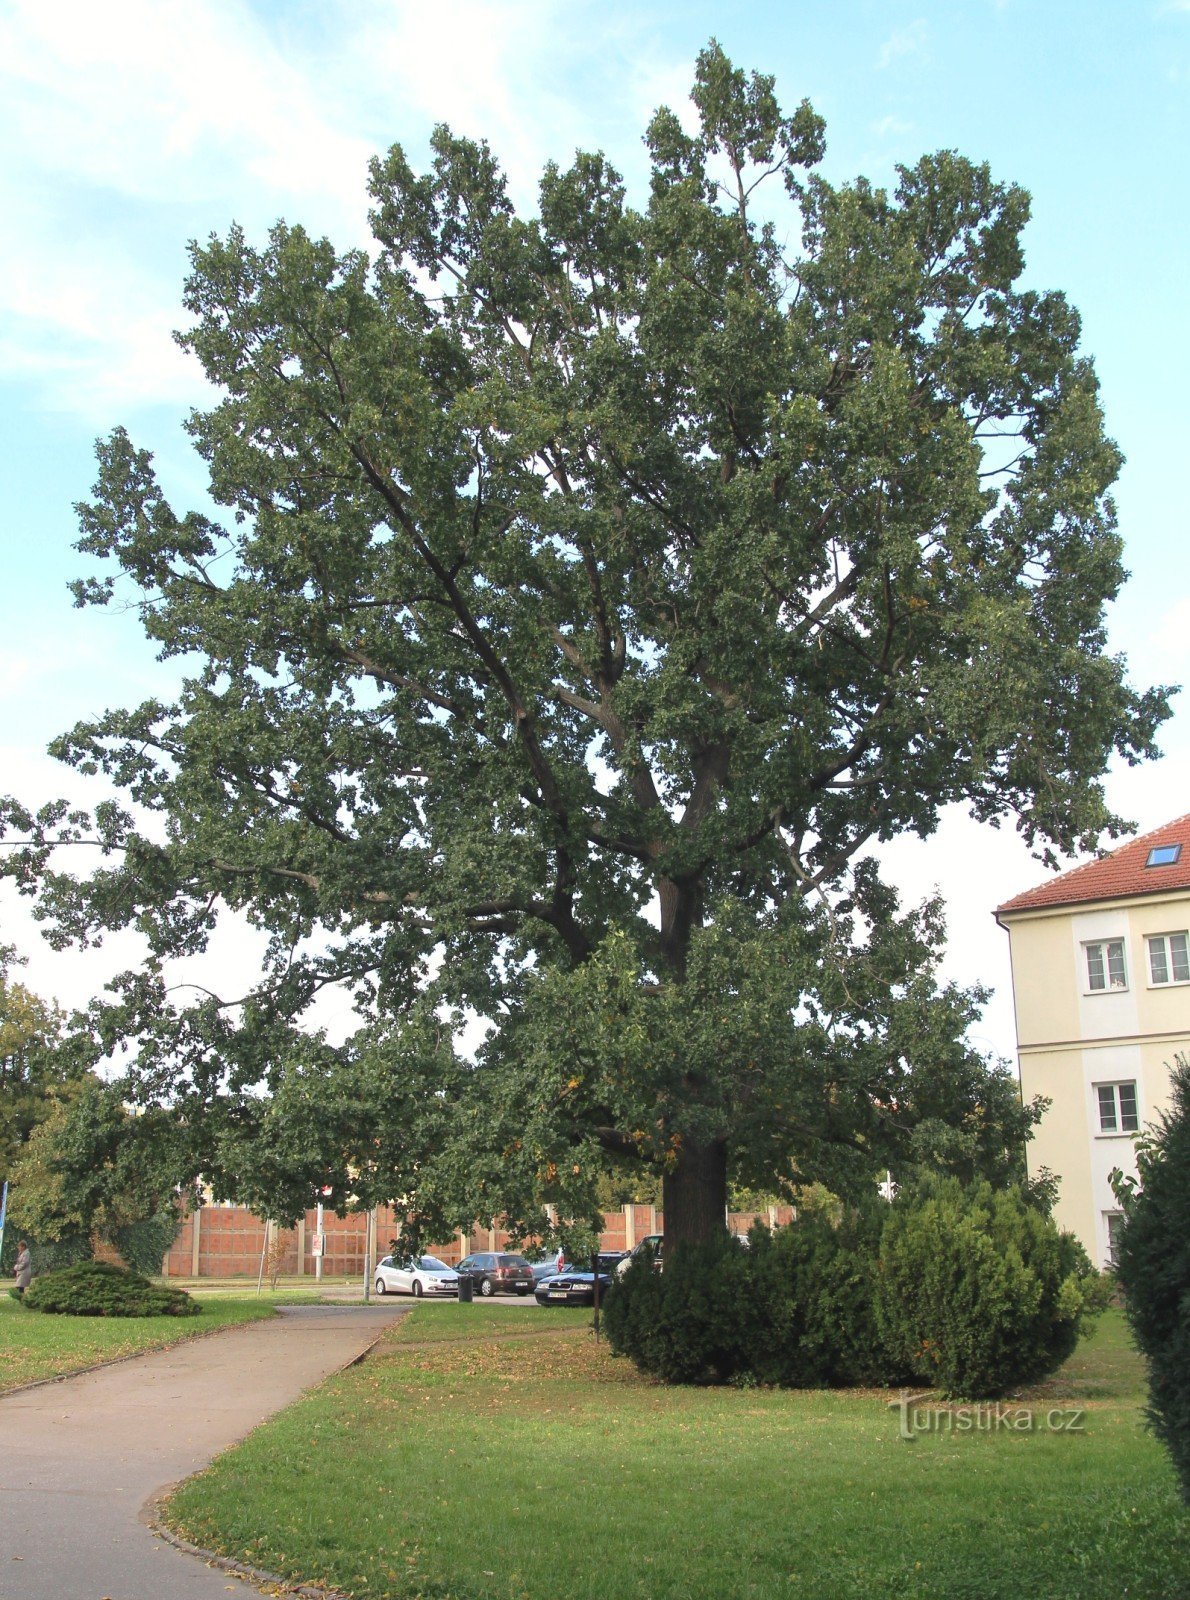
[13,1240,32,1298]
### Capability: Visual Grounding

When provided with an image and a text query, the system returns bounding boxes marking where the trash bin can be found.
[457,1274,473,1303]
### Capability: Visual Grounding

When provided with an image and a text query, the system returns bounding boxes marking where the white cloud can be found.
[871,114,914,140]
[0,0,695,420]
[0,0,373,209]
[878,20,928,70]
[0,0,375,419]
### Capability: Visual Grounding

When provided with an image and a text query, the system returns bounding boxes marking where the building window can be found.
[1096,1081,1139,1135]
[1147,932,1190,986]
[1104,1211,1125,1269]
[1084,939,1127,992]
[1146,844,1182,868]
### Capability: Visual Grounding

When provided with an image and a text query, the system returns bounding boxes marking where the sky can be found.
[1,0,1188,1066]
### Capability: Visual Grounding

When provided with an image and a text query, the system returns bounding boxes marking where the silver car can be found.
[374,1255,459,1297]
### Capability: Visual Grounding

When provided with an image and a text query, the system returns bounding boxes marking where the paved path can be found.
[0,1304,404,1600]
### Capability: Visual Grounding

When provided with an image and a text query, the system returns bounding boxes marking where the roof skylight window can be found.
[1146,844,1183,868]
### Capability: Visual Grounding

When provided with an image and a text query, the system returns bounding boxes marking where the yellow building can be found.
[996,815,1190,1267]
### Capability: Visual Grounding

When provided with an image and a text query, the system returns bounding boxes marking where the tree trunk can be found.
[662,1137,728,1247]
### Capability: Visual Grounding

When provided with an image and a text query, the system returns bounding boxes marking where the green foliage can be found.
[6,1076,189,1247]
[1114,1055,1190,1503]
[607,1182,1103,1396]
[22,1259,200,1318]
[876,1178,1106,1397]
[112,1209,184,1276]
[605,1212,900,1388]
[0,44,1167,1242]
[605,1234,753,1384]
[748,1203,904,1386]
[0,949,81,1186]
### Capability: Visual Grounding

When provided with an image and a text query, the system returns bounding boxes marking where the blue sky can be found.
[1,0,1188,1062]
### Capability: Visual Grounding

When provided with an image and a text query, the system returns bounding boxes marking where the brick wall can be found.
[161,1202,796,1277]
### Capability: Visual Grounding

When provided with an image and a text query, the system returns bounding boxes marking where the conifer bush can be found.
[745,1201,903,1387]
[1114,1056,1190,1502]
[875,1178,1102,1397]
[605,1181,1103,1395]
[603,1233,752,1384]
[21,1259,200,1317]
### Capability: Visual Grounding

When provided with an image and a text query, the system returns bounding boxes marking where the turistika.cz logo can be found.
[890,1391,1086,1441]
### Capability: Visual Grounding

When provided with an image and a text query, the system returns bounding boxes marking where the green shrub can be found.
[111,1207,184,1277]
[748,1201,907,1387]
[604,1233,751,1383]
[877,1178,1104,1397]
[1114,1055,1190,1503]
[606,1182,1101,1396]
[604,1210,903,1387]
[22,1259,200,1318]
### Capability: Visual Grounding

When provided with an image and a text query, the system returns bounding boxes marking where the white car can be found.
[374,1254,459,1298]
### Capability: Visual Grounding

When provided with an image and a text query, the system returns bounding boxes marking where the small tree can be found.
[6,1077,186,1266]
[0,948,78,1186]
[1114,1055,1190,1503]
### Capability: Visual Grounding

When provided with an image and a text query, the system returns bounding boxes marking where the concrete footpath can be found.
[0,1304,405,1600]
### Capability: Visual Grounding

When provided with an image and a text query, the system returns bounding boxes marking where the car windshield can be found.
[497,1254,528,1266]
[418,1258,451,1272]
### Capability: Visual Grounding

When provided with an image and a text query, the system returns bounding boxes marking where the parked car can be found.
[455,1252,535,1296]
[530,1251,571,1285]
[375,1255,459,1298]
[615,1234,664,1277]
[534,1269,614,1307]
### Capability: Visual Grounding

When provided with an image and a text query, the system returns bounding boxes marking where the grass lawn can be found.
[164,1304,1190,1600]
[390,1303,593,1343]
[0,1291,278,1393]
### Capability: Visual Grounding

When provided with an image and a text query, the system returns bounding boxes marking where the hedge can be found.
[604,1179,1104,1398]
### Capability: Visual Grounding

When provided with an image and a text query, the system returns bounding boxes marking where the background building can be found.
[997,815,1190,1266]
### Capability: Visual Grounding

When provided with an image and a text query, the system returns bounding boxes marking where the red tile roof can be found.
[997,814,1190,915]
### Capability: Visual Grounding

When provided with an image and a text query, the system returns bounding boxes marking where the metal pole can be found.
[362,1208,373,1303]
[256,1218,270,1297]
[591,1249,600,1343]
[315,1200,324,1282]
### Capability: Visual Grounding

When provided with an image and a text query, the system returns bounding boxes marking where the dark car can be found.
[455,1252,535,1296]
[534,1269,614,1307]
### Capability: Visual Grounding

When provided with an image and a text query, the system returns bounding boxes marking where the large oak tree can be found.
[2,47,1167,1243]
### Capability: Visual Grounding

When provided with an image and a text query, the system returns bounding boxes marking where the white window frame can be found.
[1146,931,1190,988]
[1095,1080,1140,1136]
[1104,1210,1125,1269]
[1083,938,1127,994]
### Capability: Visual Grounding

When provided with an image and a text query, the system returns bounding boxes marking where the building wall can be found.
[161,1203,795,1279]
[1004,890,1190,1264]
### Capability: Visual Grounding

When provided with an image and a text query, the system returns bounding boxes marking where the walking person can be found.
[13,1239,32,1298]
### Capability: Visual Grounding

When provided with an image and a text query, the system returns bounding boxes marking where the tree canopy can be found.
[1,45,1167,1243]
[0,947,74,1186]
